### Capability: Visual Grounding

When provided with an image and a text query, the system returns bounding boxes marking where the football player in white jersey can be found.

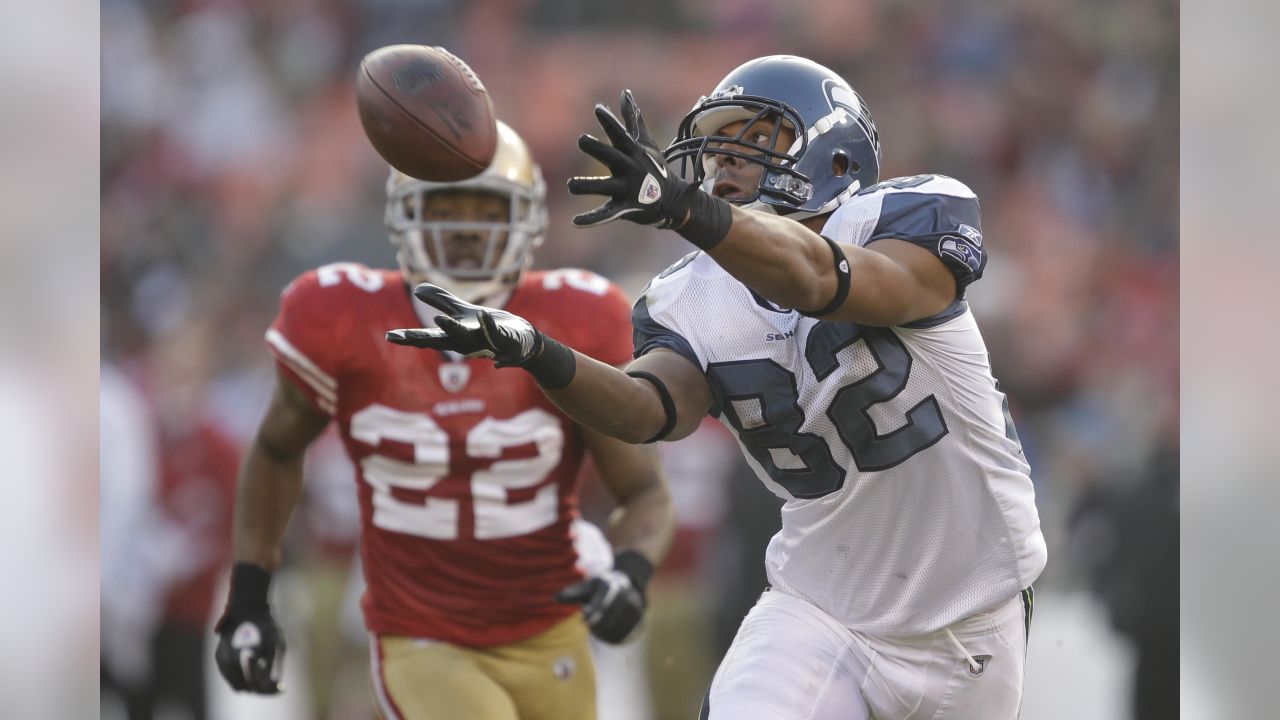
[387,55,1046,720]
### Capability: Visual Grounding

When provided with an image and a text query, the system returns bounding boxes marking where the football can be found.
[356,45,498,182]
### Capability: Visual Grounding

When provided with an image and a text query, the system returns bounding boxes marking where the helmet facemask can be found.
[667,96,813,211]
[384,123,547,307]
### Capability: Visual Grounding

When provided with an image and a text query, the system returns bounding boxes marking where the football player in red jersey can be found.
[212,122,675,720]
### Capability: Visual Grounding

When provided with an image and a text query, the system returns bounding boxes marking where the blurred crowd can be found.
[100,0,1178,718]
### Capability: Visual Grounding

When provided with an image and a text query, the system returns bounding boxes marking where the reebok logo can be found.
[939,224,984,275]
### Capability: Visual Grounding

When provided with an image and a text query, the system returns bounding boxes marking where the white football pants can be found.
[703,588,1031,720]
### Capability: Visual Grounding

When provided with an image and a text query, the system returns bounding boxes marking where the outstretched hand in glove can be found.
[387,283,578,390]
[568,90,693,229]
[569,90,732,250]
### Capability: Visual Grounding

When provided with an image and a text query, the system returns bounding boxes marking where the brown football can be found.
[356,45,498,182]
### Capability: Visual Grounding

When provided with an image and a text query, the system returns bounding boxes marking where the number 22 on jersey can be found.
[350,404,565,540]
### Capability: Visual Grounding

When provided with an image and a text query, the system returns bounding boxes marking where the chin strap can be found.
[738,179,862,222]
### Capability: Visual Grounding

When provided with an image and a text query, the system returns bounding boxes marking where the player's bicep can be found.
[625,348,712,442]
[865,238,958,316]
[822,238,956,326]
[256,369,331,461]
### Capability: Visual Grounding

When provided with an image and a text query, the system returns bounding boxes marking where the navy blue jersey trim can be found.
[748,289,794,314]
[870,189,981,238]
[900,299,969,329]
[631,296,702,369]
[631,296,720,418]
[866,190,986,292]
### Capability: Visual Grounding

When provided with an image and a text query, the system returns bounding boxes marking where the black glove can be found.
[555,550,654,644]
[386,283,577,389]
[569,90,734,250]
[568,90,694,229]
[214,563,286,694]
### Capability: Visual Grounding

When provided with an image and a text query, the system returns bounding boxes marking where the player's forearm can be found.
[607,480,675,568]
[231,438,307,569]
[540,353,668,445]
[708,207,932,325]
[706,206,837,312]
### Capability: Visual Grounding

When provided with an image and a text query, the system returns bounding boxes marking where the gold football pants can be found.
[369,615,596,720]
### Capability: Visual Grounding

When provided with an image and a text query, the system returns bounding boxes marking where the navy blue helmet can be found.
[664,55,881,218]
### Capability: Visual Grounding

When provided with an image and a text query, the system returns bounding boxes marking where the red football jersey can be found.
[266,263,633,647]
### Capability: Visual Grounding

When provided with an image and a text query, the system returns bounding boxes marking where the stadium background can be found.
[100,1,1178,718]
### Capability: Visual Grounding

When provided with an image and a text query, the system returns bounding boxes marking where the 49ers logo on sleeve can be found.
[350,404,565,540]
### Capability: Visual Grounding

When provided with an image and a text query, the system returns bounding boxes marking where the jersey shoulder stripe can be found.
[268,263,402,415]
[265,328,338,414]
[824,174,987,309]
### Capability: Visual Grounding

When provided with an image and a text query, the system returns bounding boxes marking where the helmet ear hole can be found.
[832,151,851,178]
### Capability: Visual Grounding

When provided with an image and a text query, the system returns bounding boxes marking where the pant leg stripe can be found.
[1020,587,1035,642]
[368,635,404,720]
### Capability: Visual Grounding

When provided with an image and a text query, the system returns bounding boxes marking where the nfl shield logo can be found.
[639,174,662,204]
[552,655,576,681]
[438,363,470,393]
[968,655,992,677]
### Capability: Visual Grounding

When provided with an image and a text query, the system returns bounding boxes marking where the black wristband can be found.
[612,550,655,591]
[525,335,577,390]
[626,370,677,443]
[227,562,273,613]
[672,185,733,251]
[798,235,852,318]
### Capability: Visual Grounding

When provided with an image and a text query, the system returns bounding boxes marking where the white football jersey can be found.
[633,175,1046,635]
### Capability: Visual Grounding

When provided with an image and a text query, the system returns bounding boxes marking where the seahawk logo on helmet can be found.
[385,121,547,306]
[665,55,881,221]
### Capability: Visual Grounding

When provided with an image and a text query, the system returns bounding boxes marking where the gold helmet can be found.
[385,121,547,305]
